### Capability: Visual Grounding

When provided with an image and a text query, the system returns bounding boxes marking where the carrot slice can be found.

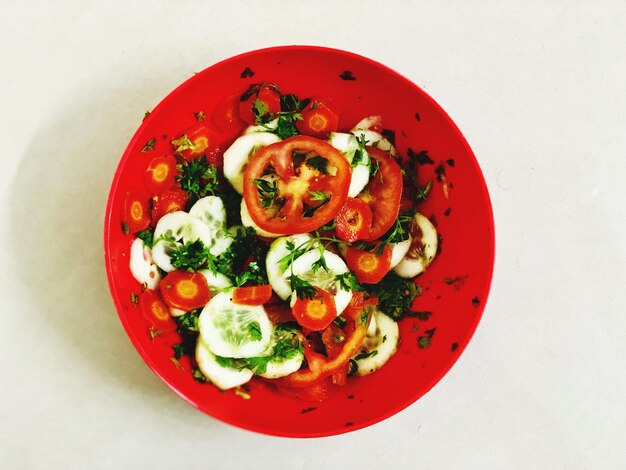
[159,270,211,311]
[344,244,392,284]
[139,289,177,333]
[144,155,177,195]
[232,284,273,306]
[292,287,337,331]
[123,191,150,233]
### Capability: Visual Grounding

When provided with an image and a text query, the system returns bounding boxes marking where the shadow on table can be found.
[7,77,217,427]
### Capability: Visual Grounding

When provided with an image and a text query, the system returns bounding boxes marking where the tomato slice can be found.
[151,188,189,225]
[243,136,350,234]
[160,270,211,311]
[212,93,246,135]
[292,287,337,331]
[123,191,151,233]
[232,284,273,306]
[172,124,215,161]
[344,244,392,284]
[296,99,339,138]
[335,197,373,243]
[139,289,177,334]
[272,293,375,388]
[358,146,403,240]
[239,83,281,125]
[144,155,177,195]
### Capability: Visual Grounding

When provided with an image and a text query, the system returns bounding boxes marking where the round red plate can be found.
[104,45,494,437]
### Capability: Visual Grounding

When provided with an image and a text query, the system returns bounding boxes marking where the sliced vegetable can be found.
[159,270,211,311]
[296,99,339,138]
[292,286,337,331]
[144,155,177,195]
[198,291,273,358]
[212,93,246,135]
[344,244,392,284]
[265,234,313,299]
[272,293,374,387]
[139,289,177,333]
[129,238,161,290]
[328,132,371,198]
[243,136,351,234]
[151,188,189,224]
[358,146,403,240]
[195,337,253,390]
[257,325,304,379]
[335,197,373,243]
[353,310,399,376]
[223,132,282,194]
[389,239,411,269]
[394,212,438,278]
[123,191,150,233]
[233,284,273,306]
[240,199,281,238]
[173,124,214,161]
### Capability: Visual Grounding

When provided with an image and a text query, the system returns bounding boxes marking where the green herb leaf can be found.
[363,272,421,320]
[290,274,316,300]
[194,111,205,122]
[247,321,262,341]
[170,240,212,271]
[130,292,139,305]
[415,180,432,202]
[176,156,220,203]
[252,98,270,124]
[355,349,378,360]
[334,272,363,292]
[141,138,156,153]
[306,156,328,174]
[308,190,328,202]
[135,229,154,248]
[171,134,196,153]
[253,178,278,208]
[121,222,130,235]
[351,134,368,168]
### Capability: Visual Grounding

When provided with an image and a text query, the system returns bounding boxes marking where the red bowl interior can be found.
[104,45,494,438]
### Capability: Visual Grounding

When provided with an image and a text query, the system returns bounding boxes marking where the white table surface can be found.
[2,1,625,468]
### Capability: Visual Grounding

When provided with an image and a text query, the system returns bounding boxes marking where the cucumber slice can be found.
[223,132,281,194]
[389,239,411,269]
[129,238,161,290]
[152,211,214,272]
[351,129,397,157]
[195,337,253,390]
[328,132,371,197]
[198,291,272,358]
[189,196,233,256]
[265,234,313,300]
[394,212,438,278]
[198,269,233,295]
[354,310,399,376]
[289,249,353,315]
[257,325,304,379]
[240,199,281,238]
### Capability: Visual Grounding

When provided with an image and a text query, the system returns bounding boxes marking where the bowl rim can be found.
[104,44,495,438]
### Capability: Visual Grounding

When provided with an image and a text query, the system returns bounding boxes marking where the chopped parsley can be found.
[334,272,362,292]
[355,350,378,360]
[170,240,212,271]
[308,190,328,202]
[135,229,154,248]
[253,178,278,208]
[364,272,421,320]
[290,273,316,300]
[415,180,432,202]
[247,321,262,341]
[141,137,156,152]
[171,134,196,153]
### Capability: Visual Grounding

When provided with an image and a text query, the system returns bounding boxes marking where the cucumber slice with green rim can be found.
[198,291,272,358]
[195,337,253,390]
[257,325,304,379]
[389,239,411,270]
[188,196,233,256]
[223,132,281,194]
[354,310,399,376]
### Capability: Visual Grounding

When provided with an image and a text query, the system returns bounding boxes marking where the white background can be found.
[1,1,625,469]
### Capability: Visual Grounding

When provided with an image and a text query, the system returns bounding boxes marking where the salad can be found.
[123,83,439,401]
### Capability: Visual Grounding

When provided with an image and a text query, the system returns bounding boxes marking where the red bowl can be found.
[104,45,494,437]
